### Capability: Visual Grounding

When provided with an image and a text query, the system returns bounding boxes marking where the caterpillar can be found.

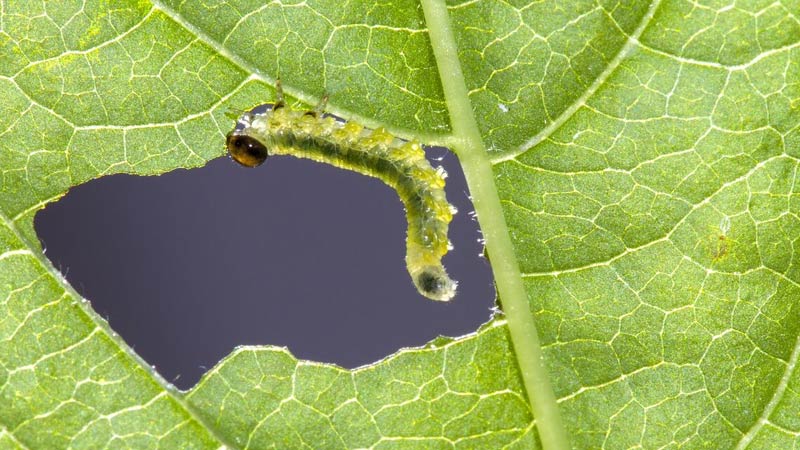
[225,81,458,301]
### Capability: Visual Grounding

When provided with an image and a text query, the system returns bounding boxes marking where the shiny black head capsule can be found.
[226,132,269,167]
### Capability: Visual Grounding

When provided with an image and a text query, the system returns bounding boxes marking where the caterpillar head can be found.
[226,131,269,168]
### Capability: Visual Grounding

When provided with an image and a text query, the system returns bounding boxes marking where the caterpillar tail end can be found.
[413,266,457,302]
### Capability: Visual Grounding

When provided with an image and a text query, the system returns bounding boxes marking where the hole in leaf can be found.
[34,152,495,389]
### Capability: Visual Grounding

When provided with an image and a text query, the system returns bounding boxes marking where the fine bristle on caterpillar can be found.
[225,81,458,301]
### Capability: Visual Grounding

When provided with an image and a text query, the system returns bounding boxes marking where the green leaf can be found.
[1,0,799,448]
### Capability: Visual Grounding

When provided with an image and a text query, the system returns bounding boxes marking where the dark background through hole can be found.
[34,151,496,390]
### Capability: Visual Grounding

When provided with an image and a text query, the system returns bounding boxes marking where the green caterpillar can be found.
[225,81,458,301]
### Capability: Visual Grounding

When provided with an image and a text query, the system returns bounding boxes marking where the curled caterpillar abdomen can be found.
[225,81,457,301]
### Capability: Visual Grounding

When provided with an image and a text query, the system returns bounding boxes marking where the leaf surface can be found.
[1,0,798,448]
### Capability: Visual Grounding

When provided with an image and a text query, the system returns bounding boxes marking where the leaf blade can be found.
[1,0,799,448]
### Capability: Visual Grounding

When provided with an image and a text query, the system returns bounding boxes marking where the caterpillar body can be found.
[225,81,457,301]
